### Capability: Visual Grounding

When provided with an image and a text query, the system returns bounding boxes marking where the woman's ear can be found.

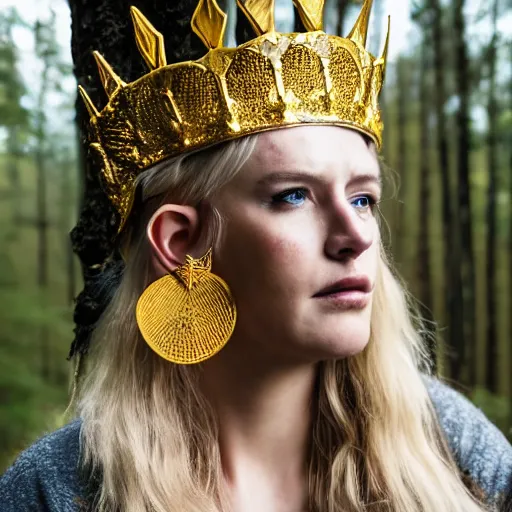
[147,204,199,275]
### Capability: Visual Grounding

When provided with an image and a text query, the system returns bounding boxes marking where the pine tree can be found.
[453,0,476,386]
[485,0,500,393]
[0,9,30,233]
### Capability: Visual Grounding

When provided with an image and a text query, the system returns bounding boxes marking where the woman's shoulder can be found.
[0,419,86,511]
[425,376,512,506]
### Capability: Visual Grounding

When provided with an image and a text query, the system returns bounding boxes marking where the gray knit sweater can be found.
[1,378,511,511]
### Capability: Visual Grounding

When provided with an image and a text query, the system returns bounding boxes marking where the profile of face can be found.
[209,126,381,365]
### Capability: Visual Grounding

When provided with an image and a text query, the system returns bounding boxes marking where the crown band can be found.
[79,0,389,231]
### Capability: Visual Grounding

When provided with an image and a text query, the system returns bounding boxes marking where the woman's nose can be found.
[324,201,375,261]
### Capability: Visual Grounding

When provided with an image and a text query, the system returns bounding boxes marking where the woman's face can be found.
[211,126,381,364]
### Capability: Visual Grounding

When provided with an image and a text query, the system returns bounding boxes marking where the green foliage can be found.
[0,229,74,470]
[470,387,511,441]
[0,9,31,144]
[0,6,79,472]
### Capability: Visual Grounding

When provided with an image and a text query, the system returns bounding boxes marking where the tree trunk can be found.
[3,17,27,240]
[453,0,475,387]
[430,0,464,383]
[60,149,77,304]
[35,20,50,381]
[417,30,436,371]
[510,42,512,432]
[6,129,21,234]
[68,0,206,358]
[485,0,499,394]
[395,57,408,264]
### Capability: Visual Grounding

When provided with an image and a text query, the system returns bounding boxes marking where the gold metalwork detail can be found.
[237,0,275,35]
[93,51,125,98]
[348,0,373,48]
[192,0,227,49]
[80,0,388,231]
[136,249,237,364]
[163,89,183,126]
[130,6,167,69]
[292,0,325,32]
[374,15,390,69]
[175,250,213,290]
[78,85,99,117]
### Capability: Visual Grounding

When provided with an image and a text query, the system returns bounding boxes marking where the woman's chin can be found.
[305,316,372,361]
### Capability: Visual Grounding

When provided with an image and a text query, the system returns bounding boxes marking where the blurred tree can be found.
[510,42,512,417]
[58,147,78,305]
[411,3,435,367]
[394,56,409,258]
[0,239,70,469]
[428,0,465,383]
[453,0,476,386]
[485,0,500,393]
[0,9,30,235]
[34,11,63,381]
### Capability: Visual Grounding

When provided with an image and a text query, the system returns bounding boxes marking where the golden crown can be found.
[79,0,389,230]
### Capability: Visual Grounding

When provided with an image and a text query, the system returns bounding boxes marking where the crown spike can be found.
[78,85,99,118]
[192,0,228,50]
[375,15,390,74]
[236,0,275,36]
[292,0,325,32]
[130,6,167,70]
[93,51,125,98]
[348,0,373,48]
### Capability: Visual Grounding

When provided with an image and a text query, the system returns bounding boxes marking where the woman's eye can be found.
[271,188,307,206]
[351,195,375,209]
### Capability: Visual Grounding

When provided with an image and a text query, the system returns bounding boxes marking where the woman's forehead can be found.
[245,126,379,178]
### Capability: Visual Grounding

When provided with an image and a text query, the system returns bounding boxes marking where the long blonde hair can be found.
[77,134,489,512]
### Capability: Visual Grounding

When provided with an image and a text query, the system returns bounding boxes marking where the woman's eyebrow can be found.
[256,171,322,186]
[348,173,383,189]
[256,170,382,189]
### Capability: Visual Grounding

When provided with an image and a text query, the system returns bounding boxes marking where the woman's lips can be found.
[313,276,372,309]
[314,289,371,309]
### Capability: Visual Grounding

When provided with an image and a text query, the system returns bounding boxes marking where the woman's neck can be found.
[201,349,317,512]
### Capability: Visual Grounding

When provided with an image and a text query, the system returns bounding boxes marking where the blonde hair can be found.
[77,134,490,512]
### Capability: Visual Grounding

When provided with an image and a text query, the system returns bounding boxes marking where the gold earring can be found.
[136,249,236,364]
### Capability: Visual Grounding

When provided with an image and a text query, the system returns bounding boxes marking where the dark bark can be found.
[453,0,476,386]
[68,0,206,358]
[417,30,436,370]
[485,0,499,393]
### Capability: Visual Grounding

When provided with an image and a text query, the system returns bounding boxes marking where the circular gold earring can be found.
[136,249,236,364]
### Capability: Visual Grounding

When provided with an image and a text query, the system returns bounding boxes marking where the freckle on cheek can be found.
[267,236,300,265]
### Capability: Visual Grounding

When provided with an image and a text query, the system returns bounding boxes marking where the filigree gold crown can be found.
[80,0,389,230]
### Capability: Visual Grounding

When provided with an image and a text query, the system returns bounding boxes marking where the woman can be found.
[1,0,511,511]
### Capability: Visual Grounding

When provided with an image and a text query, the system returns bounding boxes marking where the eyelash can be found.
[271,188,308,206]
[271,188,378,210]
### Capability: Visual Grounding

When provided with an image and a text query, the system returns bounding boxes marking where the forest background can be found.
[0,0,511,470]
